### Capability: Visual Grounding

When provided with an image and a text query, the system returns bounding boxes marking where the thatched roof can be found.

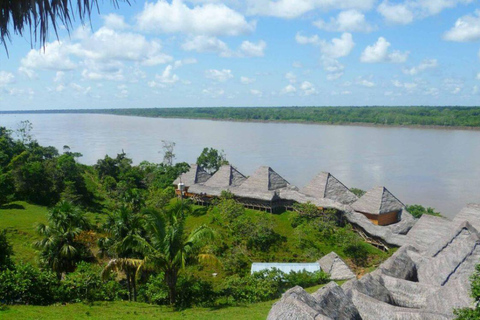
[172,164,211,186]
[187,165,246,196]
[231,166,289,201]
[452,203,480,231]
[301,172,358,205]
[351,186,404,215]
[204,165,246,188]
[406,214,452,253]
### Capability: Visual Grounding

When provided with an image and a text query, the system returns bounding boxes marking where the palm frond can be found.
[101,258,143,281]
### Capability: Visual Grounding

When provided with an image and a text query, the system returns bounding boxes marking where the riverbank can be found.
[2,106,480,131]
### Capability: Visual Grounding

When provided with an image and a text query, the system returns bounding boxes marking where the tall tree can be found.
[0,229,14,271]
[103,202,216,304]
[196,147,229,174]
[34,201,93,278]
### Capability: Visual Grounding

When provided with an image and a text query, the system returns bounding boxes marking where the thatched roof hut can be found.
[301,172,358,205]
[232,166,290,201]
[187,165,246,196]
[172,164,211,187]
[351,187,404,226]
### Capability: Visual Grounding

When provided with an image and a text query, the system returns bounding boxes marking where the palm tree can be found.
[103,201,216,305]
[98,205,145,301]
[34,201,92,278]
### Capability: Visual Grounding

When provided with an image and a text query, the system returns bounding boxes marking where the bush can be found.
[455,264,480,319]
[406,204,442,219]
[220,268,329,304]
[0,229,14,271]
[344,243,370,267]
[62,262,126,303]
[0,264,60,305]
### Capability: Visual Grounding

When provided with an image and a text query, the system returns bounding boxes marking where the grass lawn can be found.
[0,201,48,264]
[0,283,332,320]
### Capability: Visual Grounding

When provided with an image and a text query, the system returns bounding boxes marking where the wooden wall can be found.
[359,211,399,226]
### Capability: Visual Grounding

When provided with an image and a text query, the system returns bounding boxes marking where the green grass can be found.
[0,201,48,264]
[1,282,342,320]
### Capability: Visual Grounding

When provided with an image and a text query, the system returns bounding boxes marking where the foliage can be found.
[350,188,366,197]
[406,204,442,219]
[68,106,480,128]
[221,268,329,304]
[34,201,93,277]
[140,161,190,189]
[196,148,229,174]
[161,141,176,166]
[62,262,125,303]
[0,263,59,305]
[0,229,14,271]
[454,264,480,319]
[344,243,370,267]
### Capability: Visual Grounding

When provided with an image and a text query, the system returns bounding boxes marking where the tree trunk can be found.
[133,272,137,302]
[126,272,132,301]
[166,270,178,305]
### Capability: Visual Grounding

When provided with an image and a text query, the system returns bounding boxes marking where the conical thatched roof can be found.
[231,166,290,201]
[173,164,211,186]
[204,165,246,188]
[239,166,289,191]
[301,172,358,205]
[351,186,404,215]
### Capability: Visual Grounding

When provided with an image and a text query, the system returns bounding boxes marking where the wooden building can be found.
[351,186,404,226]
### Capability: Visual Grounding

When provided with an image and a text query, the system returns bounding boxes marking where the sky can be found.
[0,0,480,110]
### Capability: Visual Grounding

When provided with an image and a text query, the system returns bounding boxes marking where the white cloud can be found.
[444,10,480,42]
[240,76,255,84]
[281,84,296,94]
[360,37,409,63]
[20,41,77,71]
[295,33,321,46]
[173,58,198,69]
[300,81,318,95]
[246,0,375,19]
[155,65,180,84]
[314,10,374,32]
[285,72,297,84]
[357,78,375,87]
[0,71,15,86]
[53,71,65,82]
[320,33,355,59]
[70,83,91,95]
[102,14,129,30]
[20,26,172,77]
[239,40,267,57]
[392,80,417,90]
[205,69,233,82]
[81,60,124,81]
[377,2,414,25]
[250,89,263,97]
[202,88,225,98]
[403,59,438,75]
[137,0,255,36]
[476,72,480,80]
[182,35,232,56]
[378,0,472,25]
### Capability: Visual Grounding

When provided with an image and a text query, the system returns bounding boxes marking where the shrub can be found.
[344,243,370,267]
[62,262,125,303]
[0,264,60,305]
[220,268,329,304]
[455,264,480,319]
[0,229,14,271]
[406,204,442,219]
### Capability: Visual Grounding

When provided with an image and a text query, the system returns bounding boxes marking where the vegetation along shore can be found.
[3,106,480,129]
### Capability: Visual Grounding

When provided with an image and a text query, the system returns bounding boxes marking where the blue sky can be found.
[0,0,479,110]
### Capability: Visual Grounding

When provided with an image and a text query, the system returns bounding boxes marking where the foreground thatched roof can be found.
[172,164,211,186]
[453,203,480,231]
[301,172,358,205]
[351,186,404,215]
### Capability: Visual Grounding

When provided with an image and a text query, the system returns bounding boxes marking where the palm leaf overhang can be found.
[0,0,127,52]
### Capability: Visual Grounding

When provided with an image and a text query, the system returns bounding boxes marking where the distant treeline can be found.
[4,106,480,127]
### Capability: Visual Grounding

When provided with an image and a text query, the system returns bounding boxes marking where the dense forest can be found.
[4,106,480,128]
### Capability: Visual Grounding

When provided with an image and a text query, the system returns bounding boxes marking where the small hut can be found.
[187,165,247,203]
[351,186,404,226]
[231,166,291,213]
[300,172,358,205]
[173,164,211,195]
